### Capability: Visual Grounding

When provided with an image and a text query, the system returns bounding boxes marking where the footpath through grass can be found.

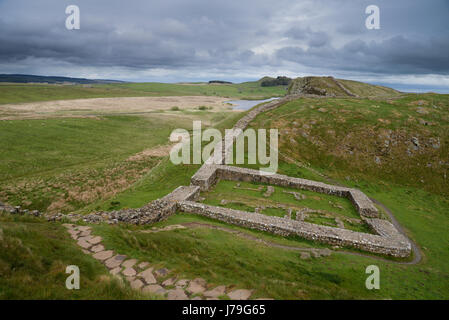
[0,213,154,299]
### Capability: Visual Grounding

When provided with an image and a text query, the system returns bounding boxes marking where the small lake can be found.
[226,97,279,111]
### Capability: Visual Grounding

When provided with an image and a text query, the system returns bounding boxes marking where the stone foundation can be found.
[178,201,411,257]
[186,164,414,257]
[191,164,379,218]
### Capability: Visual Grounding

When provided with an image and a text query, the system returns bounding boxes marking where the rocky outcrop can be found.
[288,77,328,96]
[288,76,359,97]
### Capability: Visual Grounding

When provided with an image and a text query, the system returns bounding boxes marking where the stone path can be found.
[63,223,268,300]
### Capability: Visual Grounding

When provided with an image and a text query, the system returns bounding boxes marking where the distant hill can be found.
[288,76,400,97]
[0,74,125,84]
[208,80,233,84]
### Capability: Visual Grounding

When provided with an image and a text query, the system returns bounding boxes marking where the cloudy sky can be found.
[0,0,448,91]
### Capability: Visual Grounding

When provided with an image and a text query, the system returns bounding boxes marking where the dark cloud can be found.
[285,26,330,47]
[278,35,449,75]
[0,0,447,89]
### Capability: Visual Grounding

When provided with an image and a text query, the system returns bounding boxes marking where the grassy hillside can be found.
[288,76,401,97]
[0,213,153,299]
[338,79,401,97]
[250,93,448,196]
[0,109,242,214]
[0,81,287,105]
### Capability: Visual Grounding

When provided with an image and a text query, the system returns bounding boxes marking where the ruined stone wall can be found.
[347,190,378,218]
[178,201,411,257]
[191,165,379,218]
[329,77,359,97]
[72,186,201,225]
[199,95,299,168]
[191,165,219,191]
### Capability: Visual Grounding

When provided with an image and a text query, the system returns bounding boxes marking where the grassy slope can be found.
[0,214,153,299]
[82,111,245,212]
[0,109,241,213]
[338,79,400,97]
[0,101,244,299]
[0,115,183,213]
[250,94,449,196]
[0,81,287,105]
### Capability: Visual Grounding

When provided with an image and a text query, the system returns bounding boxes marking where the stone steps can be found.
[63,223,263,300]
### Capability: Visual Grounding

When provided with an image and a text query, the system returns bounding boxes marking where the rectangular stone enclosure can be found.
[181,164,411,257]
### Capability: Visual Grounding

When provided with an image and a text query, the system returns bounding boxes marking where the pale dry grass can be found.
[1,157,160,213]
[0,96,237,120]
[126,144,174,161]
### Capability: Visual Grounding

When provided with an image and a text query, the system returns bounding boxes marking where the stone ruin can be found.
[148,96,411,258]
[2,96,411,258]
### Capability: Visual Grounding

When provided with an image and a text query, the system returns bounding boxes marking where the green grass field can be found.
[0,81,287,105]
[0,107,242,213]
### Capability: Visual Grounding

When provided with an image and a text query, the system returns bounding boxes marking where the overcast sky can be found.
[0,0,448,91]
